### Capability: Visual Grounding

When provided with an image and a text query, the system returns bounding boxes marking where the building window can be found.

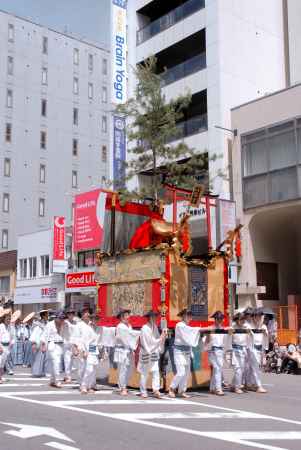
[40,131,47,149]
[72,139,78,156]
[102,58,107,75]
[0,276,10,293]
[4,158,11,177]
[5,123,12,142]
[2,230,8,249]
[73,107,79,126]
[88,54,93,71]
[42,36,48,54]
[41,99,47,117]
[42,67,48,85]
[102,145,107,162]
[39,198,45,217]
[102,86,108,103]
[3,193,9,213]
[40,164,46,183]
[72,170,78,188]
[7,56,14,75]
[40,255,50,276]
[8,24,14,42]
[102,116,107,133]
[88,82,93,99]
[29,257,37,278]
[73,48,79,65]
[6,89,13,108]
[19,258,27,278]
[73,77,79,95]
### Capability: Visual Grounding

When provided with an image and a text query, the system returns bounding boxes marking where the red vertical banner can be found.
[53,216,65,260]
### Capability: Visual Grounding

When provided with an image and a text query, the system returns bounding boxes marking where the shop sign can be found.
[15,285,61,304]
[66,272,96,289]
[73,190,107,252]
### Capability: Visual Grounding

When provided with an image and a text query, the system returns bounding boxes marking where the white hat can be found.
[11,310,22,323]
[23,312,35,324]
[0,308,11,318]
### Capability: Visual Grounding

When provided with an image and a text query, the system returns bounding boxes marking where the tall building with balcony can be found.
[231,82,301,313]
[0,10,111,251]
[127,0,299,199]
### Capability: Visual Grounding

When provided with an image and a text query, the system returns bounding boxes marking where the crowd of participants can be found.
[0,304,299,396]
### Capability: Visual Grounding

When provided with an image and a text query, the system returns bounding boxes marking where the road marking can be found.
[0,384,46,387]
[45,442,80,450]
[2,392,301,450]
[5,377,48,381]
[0,422,73,442]
[44,399,194,406]
[108,412,267,420]
[0,390,113,396]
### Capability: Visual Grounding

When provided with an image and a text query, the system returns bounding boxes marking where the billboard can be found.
[66,272,96,290]
[113,115,126,189]
[73,189,107,252]
[112,0,127,105]
[218,199,236,244]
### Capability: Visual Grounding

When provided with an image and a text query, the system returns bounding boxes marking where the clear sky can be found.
[0,0,110,47]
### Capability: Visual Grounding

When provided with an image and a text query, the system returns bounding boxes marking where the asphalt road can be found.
[0,368,300,450]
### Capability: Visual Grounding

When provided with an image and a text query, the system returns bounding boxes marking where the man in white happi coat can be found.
[79,312,101,394]
[63,308,78,383]
[231,312,252,394]
[138,310,167,399]
[0,309,14,383]
[169,309,201,398]
[40,310,67,388]
[248,308,268,393]
[114,308,140,396]
[204,310,230,396]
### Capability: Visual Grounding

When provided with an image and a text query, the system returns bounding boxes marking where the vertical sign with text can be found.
[113,115,126,189]
[53,216,67,273]
[112,0,127,188]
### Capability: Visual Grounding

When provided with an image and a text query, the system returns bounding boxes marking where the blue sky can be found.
[0,0,110,47]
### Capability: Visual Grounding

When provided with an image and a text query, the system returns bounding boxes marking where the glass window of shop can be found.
[77,250,96,268]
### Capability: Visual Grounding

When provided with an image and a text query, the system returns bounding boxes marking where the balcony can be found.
[168,113,208,142]
[137,0,205,45]
[161,52,206,87]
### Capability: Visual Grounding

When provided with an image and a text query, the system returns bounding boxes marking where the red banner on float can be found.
[53,216,65,260]
[73,189,107,252]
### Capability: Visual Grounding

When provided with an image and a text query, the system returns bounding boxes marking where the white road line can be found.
[108,412,267,420]
[0,390,112,396]
[0,384,46,388]
[45,442,80,450]
[44,399,193,406]
[5,377,48,381]
[2,393,301,450]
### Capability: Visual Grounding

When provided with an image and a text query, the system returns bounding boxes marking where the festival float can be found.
[89,186,240,389]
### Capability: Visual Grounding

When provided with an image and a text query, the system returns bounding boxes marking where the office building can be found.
[0,10,111,251]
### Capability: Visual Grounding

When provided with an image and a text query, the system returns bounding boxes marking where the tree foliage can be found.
[115,56,214,204]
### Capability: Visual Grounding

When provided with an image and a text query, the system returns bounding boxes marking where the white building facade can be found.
[127,0,301,201]
[231,83,301,312]
[14,229,66,315]
[0,10,111,251]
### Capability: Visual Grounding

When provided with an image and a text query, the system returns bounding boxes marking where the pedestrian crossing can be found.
[1,372,301,450]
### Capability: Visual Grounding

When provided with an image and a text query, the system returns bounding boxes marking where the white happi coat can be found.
[30,321,46,347]
[173,321,200,367]
[99,326,116,348]
[114,323,140,365]
[79,322,100,365]
[0,323,14,368]
[251,323,269,351]
[137,323,163,373]
[40,321,65,350]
